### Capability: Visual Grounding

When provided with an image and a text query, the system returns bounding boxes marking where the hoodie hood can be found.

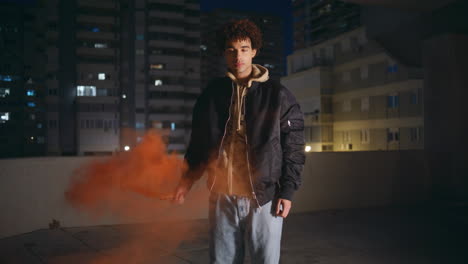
[226,64,269,88]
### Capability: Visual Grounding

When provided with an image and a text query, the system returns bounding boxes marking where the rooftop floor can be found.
[1,205,467,264]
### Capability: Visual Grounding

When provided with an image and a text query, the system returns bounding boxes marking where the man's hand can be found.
[173,179,192,204]
[275,198,292,218]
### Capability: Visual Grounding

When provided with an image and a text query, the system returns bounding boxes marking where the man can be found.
[174,19,305,264]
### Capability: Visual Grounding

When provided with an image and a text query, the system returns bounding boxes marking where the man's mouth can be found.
[235,63,243,67]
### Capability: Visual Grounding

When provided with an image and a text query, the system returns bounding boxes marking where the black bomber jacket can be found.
[184,76,305,206]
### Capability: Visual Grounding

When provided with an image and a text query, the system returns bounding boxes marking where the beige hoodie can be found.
[212,64,269,197]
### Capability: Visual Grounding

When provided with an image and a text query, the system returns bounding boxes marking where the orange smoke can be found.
[64,130,210,263]
[65,131,187,216]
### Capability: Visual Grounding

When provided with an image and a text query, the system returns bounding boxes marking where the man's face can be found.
[224,38,257,78]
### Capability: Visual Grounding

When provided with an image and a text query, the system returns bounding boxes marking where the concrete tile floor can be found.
[1,205,467,264]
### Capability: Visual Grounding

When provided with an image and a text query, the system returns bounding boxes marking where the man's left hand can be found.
[275,199,292,218]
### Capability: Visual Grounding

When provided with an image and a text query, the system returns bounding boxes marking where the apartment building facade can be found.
[293,0,361,50]
[1,0,201,158]
[0,3,48,158]
[282,27,424,152]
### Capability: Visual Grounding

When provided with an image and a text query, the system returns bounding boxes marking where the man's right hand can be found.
[173,179,192,204]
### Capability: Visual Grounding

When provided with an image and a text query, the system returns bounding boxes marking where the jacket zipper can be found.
[243,91,261,210]
[209,82,235,192]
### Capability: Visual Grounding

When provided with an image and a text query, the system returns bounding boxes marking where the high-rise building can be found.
[292,0,361,50]
[282,26,424,152]
[134,0,201,153]
[201,9,285,89]
[0,2,48,158]
[1,0,201,158]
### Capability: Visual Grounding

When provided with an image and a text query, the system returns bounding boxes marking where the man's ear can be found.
[252,49,257,58]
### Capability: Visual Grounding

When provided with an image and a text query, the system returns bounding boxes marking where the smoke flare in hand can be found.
[65,131,188,217]
[62,131,210,263]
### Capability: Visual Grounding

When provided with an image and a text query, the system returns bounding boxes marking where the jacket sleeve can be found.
[278,87,305,201]
[183,91,210,185]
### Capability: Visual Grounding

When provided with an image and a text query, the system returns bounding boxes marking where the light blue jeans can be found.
[209,193,283,264]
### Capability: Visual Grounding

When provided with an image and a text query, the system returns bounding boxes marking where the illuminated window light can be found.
[0,88,10,97]
[154,80,163,86]
[171,122,176,131]
[0,75,13,82]
[27,102,36,107]
[305,145,312,152]
[27,90,35,96]
[0,112,9,123]
[91,27,100,32]
[94,43,108,49]
[150,64,165,70]
[122,94,127,99]
[77,85,97,96]
[124,145,130,151]
[98,73,106,80]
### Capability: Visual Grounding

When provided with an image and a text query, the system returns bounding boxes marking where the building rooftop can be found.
[1,205,467,263]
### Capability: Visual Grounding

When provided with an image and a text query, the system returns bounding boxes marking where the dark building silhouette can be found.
[0,0,202,158]
[0,3,47,158]
[293,0,361,50]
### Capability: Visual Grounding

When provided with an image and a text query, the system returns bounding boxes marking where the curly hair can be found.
[216,19,263,53]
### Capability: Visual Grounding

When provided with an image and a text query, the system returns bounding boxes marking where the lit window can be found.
[91,27,100,32]
[0,112,9,123]
[136,122,145,129]
[0,88,10,97]
[410,127,420,142]
[150,64,165,70]
[154,80,163,86]
[27,102,36,107]
[200,45,207,51]
[343,131,351,142]
[37,123,43,129]
[98,73,106,80]
[360,129,370,144]
[94,43,108,49]
[387,94,399,108]
[152,121,162,129]
[264,64,275,69]
[0,75,13,82]
[77,85,97,96]
[27,90,35,96]
[122,94,127,99]
[171,122,176,131]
